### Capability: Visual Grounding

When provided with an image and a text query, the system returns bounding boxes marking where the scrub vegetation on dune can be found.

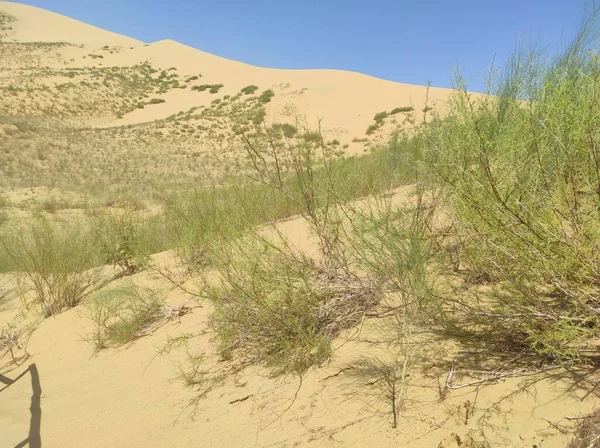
[2,2,600,446]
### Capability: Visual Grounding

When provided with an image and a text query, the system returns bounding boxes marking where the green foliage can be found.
[373,111,389,122]
[96,202,150,275]
[390,106,414,114]
[0,217,99,317]
[421,13,600,362]
[366,124,379,135]
[207,239,333,374]
[258,89,275,103]
[271,122,297,138]
[240,85,259,95]
[86,283,165,350]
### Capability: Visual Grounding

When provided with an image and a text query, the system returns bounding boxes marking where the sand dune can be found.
[1,3,592,448]
[0,1,140,46]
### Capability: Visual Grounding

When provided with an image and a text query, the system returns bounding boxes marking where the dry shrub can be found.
[315,271,380,340]
[569,410,600,448]
[207,235,380,375]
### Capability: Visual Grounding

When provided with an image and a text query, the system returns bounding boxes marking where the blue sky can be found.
[17,0,590,91]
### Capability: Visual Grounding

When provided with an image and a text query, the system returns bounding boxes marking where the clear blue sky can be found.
[17,0,591,91]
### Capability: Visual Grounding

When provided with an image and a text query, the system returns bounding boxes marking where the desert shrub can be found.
[374,111,388,122]
[96,201,150,275]
[421,12,600,362]
[251,107,266,125]
[569,410,600,448]
[187,83,224,93]
[390,106,414,114]
[271,122,297,138]
[0,217,100,317]
[206,234,379,375]
[241,85,259,95]
[366,124,379,135]
[148,98,165,104]
[86,283,165,349]
[258,89,275,103]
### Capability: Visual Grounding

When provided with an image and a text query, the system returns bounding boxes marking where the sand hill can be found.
[1,2,597,448]
[0,0,455,204]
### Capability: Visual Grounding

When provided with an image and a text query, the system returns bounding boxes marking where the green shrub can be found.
[241,85,259,95]
[148,98,165,105]
[271,122,297,138]
[96,202,150,275]
[373,111,388,122]
[86,283,165,349]
[390,106,414,114]
[0,217,100,317]
[421,15,600,362]
[258,89,275,103]
[366,124,379,135]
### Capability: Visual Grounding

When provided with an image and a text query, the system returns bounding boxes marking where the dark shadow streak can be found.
[1,364,42,448]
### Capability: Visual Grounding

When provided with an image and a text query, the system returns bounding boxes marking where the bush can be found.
[390,106,414,114]
[241,85,259,95]
[373,111,388,122]
[206,234,379,375]
[258,89,275,103]
[86,283,165,349]
[148,98,165,105]
[421,13,600,362]
[366,124,379,135]
[96,201,150,275]
[1,217,100,317]
[271,122,297,138]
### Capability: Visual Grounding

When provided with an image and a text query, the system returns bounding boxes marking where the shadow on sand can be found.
[0,363,42,448]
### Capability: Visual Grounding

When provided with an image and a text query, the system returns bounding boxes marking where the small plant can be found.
[373,111,388,122]
[96,201,150,276]
[86,284,166,350]
[0,318,33,366]
[148,98,165,105]
[271,122,297,138]
[390,106,414,114]
[258,89,275,103]
[240,85,259,95]
[366,124,379,135]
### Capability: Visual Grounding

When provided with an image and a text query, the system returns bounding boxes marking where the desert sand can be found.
[0,2,598,447]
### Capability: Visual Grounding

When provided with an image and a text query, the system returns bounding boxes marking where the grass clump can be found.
[1,217,99,317]
[240,85,259,95]
[148,98,166,105]
[373,111,388,122]
[390,106,414,115]
[86,283,165,350]
[258,89,275,103]
[207,239,333,374]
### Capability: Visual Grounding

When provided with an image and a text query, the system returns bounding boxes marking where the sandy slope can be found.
[0,1,453,146]
[1,190,599,447]
[2,3,596,447]
[0,1,141,46]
